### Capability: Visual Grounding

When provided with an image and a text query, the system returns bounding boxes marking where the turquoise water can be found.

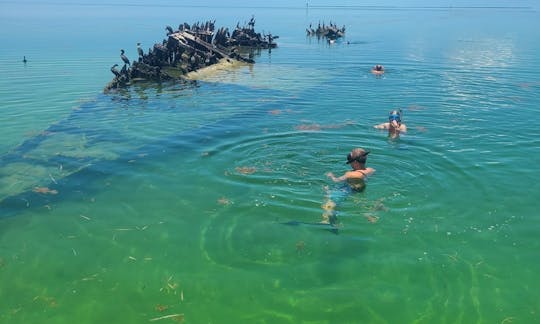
[1,2,540,323]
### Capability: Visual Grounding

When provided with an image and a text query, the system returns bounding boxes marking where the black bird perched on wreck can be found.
[165,25,174,36]
[137,43,144,62]
[120,49,130,66]
[110,64,121,78]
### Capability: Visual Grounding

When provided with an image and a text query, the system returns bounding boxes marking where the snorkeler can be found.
[374,109,407,139]
[322,148,375,225]
[371,64,384,75]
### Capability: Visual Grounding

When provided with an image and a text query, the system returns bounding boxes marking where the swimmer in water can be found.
[322,148,375,224]
[374,109,407,139]
[371,64,384,75]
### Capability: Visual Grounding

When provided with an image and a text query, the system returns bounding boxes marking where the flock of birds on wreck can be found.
[22,19,350,86]
[106,18,282,89]
[306,21,346,42]
[111,18,270,77]
[107,19,347,83]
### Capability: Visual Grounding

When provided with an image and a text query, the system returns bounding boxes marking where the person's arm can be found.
[374,122,389,130]
[400,124,407,132]
[326,172,348,182]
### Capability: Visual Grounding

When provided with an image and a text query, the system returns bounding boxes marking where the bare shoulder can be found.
[364,167,376,176]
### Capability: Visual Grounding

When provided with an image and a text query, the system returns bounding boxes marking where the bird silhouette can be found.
[110,64,121,77]
[120,49,130,66]
[137,43,144,62]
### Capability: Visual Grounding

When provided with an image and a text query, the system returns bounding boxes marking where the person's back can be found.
[347,177,367,192]
[323,148,375,224]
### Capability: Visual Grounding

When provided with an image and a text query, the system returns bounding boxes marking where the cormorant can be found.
[165,25,174,35]
[110,64,121,78]
[137,43,144,62]
[120,49,130,66]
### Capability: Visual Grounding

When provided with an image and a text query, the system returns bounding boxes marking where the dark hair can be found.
[389,109,402,116]
[346,148,370,164]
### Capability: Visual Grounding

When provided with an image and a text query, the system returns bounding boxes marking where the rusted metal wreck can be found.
[105,17,278,92]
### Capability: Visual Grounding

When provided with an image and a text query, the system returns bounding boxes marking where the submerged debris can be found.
[105,17,278,93]
[32,187,58,195]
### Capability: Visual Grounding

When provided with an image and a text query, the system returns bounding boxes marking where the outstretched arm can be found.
[374,122,389,130]
[326,172,347,182]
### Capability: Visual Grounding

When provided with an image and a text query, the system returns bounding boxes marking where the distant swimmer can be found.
[371,64,384,75]
[120,49,130,66]
[23,56,27,64]
[374,109,407,139]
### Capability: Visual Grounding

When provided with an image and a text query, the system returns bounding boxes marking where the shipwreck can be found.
[306,22,345,40]
[105,17,278,92]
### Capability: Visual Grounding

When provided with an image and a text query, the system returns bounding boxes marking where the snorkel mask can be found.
[346,150,370,164]
[388,110,402,124]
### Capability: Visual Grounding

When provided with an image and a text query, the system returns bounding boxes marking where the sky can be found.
[0,0,537,22]
[1,0,537,8]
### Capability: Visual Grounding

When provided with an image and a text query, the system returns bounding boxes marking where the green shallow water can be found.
[1,2,540,323]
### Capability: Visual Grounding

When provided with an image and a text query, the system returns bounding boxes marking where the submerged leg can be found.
[321,198,337,224]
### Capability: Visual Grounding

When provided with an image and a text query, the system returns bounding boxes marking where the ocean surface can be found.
[1,1,539,323]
